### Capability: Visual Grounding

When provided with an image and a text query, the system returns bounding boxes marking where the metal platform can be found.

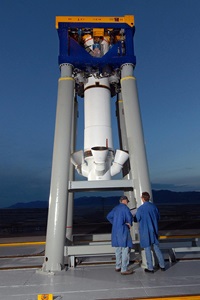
[0,234,200,300]
[0,258,200,299]
[68,179,134,192]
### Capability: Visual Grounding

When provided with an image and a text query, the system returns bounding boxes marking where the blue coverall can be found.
[135,201,165,270]
[107,203,133,271]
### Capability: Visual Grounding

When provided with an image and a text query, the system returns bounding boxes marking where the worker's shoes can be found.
[121,270,134,275]
[144,268,154,273]
[115,268,121,272]
[155,266,166,271]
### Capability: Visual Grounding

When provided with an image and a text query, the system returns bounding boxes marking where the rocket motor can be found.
[71,75,129,180]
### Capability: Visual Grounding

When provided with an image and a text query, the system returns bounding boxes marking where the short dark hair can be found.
[141,192,150,201]
[119,195,129,203]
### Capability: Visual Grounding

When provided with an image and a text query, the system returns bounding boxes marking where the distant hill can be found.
[8,201,48,209]
[6,190,200,209]
[153,190,200,204]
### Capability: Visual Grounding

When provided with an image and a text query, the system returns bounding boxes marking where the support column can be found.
[42,64,74,273]
[121,64,152,207]
[116,93,136,208]
[66,97,78,243]
[116,92,138,241]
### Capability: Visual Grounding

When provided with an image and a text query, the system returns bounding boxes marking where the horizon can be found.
[2,189,200,209]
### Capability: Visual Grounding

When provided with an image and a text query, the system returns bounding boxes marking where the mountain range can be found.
[7,190,200,209]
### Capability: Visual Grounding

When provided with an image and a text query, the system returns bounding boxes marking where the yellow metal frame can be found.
[93,28,105,37]
[55,15,134,29]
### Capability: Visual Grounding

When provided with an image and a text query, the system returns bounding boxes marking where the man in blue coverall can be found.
[107,195,134,275]
[134,191,165,273]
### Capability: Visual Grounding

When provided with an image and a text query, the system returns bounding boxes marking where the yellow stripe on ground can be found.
[0,234,199,247]
[160,235,200,239]
[0,241,45,247]
[107,295,200,300]
[135,296,200,300]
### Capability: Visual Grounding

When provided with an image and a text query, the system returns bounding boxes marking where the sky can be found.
[0,0,200,208]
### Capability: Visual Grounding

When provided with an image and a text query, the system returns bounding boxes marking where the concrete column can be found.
[42,64,74,273]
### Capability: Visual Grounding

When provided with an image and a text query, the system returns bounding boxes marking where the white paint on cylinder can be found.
[84,76,113,151]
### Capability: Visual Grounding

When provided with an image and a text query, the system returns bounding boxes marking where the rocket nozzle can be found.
[110,150,129,176]
[91,146,108,164]
[71,150,84,168]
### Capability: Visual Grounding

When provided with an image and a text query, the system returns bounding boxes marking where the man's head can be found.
[141,192,150,202]
[119,195,129,205]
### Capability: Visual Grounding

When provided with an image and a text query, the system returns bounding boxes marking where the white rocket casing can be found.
[71,75,129,180]
[84,76,113,151]
[84,76,113,180]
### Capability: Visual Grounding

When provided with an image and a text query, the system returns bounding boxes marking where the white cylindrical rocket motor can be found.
[84,76,113,150]
[84,76,113,180]
[71,75,129,180]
